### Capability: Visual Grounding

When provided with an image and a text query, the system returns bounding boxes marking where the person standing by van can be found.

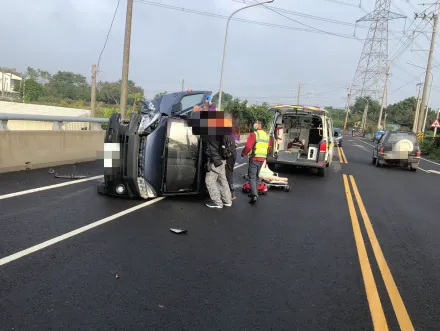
[241,119,270,204]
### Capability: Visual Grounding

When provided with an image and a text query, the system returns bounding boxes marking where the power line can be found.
[391,75,420,91]
[322,0,361,8]
[251,0,365,39]
[135,0,363,40]
[97,0,121,70]
[234,0,406,34]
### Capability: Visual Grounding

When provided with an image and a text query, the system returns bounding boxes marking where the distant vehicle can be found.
[97,90,212,199]
[372,131,421,171]
[372,130,385,142]
[267,105,334,177]
[334,128,343,147]
[351,128,364,137]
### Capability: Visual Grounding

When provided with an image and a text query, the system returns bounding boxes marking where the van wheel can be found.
[375,156,381,168]
[284,185,290,192]
[372,155,376,164]
[317,167,326,177]
[409,164,417,172]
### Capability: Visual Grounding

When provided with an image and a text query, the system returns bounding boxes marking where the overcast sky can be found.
[2,0,440,109]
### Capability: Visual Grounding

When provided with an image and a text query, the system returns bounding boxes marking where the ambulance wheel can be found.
[284,185,290,192]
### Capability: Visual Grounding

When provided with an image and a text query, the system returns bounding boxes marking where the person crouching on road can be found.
[241,119,271,204]
[203,133,233,209]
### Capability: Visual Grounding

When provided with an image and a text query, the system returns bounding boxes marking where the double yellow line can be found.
[343,174,414,331]
[337,147,348,164]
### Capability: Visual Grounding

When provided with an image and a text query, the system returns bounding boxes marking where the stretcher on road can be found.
[242,161,290,192]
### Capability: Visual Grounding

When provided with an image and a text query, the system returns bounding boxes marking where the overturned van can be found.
[267,105,334,177]
[97,90,212,199]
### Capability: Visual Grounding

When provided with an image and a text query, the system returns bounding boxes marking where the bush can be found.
[420,139,440,161]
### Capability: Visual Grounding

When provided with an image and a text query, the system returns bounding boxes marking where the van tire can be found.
[375,156,382,167]
[317,167,326,177]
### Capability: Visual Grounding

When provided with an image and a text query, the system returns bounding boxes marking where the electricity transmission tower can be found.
[351,0,405,101]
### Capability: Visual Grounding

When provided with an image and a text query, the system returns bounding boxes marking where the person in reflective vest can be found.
[241,119,271,204]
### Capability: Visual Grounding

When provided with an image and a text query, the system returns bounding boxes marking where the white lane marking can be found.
[0,175,104,201]
[421,157,440,166]
[354,138,439,174]
[234,163,247,169]
[427,169,440,174]
[0,152,249,201]
[354,137,375,148]
[0,197,165,267]
[355,137,440,168]
[0,162,248,266]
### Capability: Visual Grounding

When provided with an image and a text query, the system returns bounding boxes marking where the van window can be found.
[387,132,416,143]
[180,93,205,113]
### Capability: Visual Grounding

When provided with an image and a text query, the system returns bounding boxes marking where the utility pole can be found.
[413,80,423,132]
[361,100,369,133]
[1,69,5,100]
[377,64,390,130]
[21,76,26,103]
[297,82,301,105]
[119,0,134,120]
[181,79,184,91]
[91,64,97,118]
[343,86,352,131]
[416,12,438,133]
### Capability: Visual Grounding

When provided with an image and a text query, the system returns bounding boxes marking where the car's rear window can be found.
[387,133,416,143]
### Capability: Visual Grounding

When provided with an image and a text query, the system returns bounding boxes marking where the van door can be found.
[268,110,278,157]
[163,118,201,194]
[326,117,334,165]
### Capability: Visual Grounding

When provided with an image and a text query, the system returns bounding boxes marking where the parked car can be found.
[372,130,385,142]
[267,105,334,177]
[372,131,420,171]
[97,90,212,199]
[334,128,343,147]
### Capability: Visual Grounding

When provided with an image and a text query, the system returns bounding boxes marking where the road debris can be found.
[54,173,89,179]
[48,169,55,174]
[116,274,120,279]
[170,228,188,234]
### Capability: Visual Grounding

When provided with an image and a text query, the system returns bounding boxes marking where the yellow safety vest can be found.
[253,130,269,158]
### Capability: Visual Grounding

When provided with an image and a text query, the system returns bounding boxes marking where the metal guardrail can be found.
[0,113,109,131]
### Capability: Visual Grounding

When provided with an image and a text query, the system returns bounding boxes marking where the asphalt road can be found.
[1,139,440,330]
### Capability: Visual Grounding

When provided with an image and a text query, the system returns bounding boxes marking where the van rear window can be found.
[388,133,416,143]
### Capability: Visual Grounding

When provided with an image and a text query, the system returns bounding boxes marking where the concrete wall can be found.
[0,131,105,173]
[0,131,251,174]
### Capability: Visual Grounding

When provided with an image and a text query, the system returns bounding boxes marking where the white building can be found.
[0,72,22,93]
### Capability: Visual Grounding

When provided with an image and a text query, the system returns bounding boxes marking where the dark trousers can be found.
[225,154,236,192]
[248,159,264,197]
